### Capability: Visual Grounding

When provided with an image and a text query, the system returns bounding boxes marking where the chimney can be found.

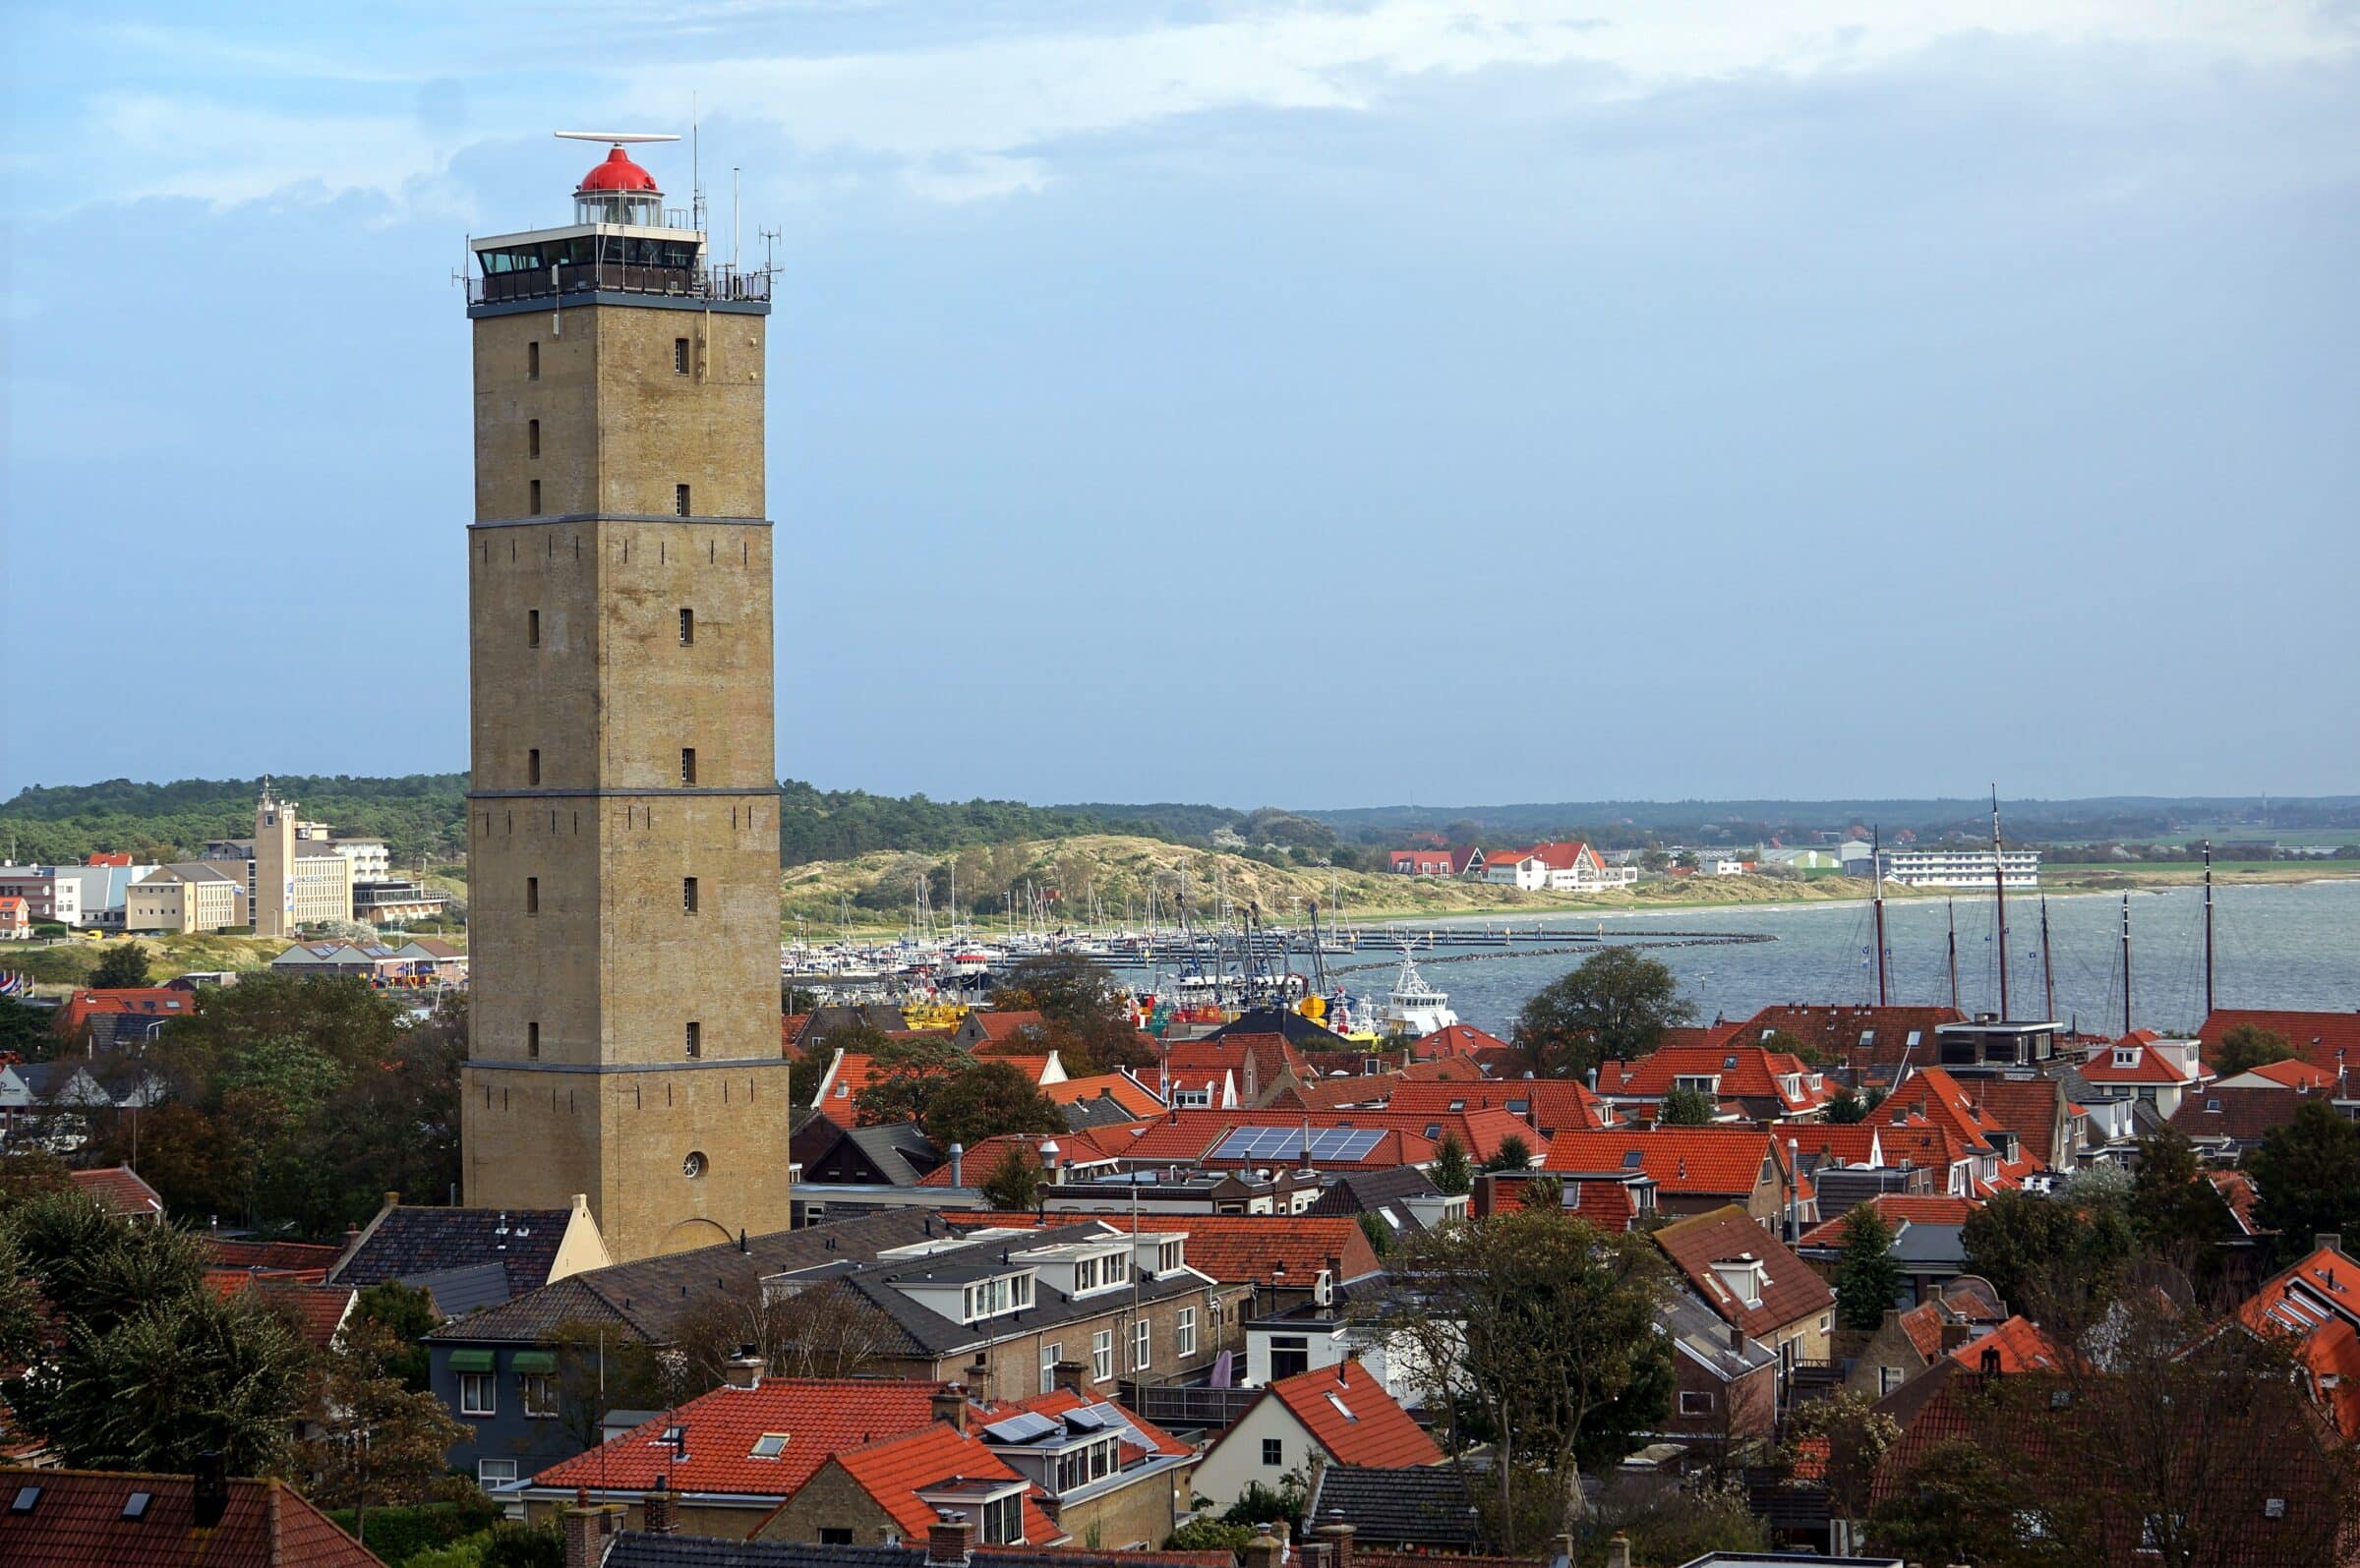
[1727,1322,1744,1356]
[932,1382,971,1433]
[561,1495,625,1568]
[1054,1359,1089,1395]
[927,1509,975,1566]
[1605,1533,1632,1568]
[643,1486,679,1536]
[192,1451,228,1530]
[1316,1516,1356,1568]
[1941,1321,1975,1352]
[2321,1233,2344,1256]
[723,1346,765,1388]
[1244,1522,1285,1568]
[950,1141,966,1189]
[1040,1139,1062,1185]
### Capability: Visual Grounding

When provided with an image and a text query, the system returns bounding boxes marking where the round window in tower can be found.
[682,1151,708,1180]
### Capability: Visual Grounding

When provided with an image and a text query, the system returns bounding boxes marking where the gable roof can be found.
[330,1204,574,1301]
[2222,1058,2336,1090]
[531,1378,952,1499]
[1875,1068,2004,1157]
[1796,1193,1979,1249]
[65,1166,163,1221]
[0,1466,382,1567]
[52,989,193,1037]
[2080,1036,2199,1085]
[605,1540,1230,1568]
[826,1422,1062,1545]
[1947,1313,2063,1374]
[1305,1166,1444,1217]
[2199,1009,2360,1078]
[1652,1204,1832,1338]
[1042,1074,1165,1119]
[2165,1085,2312,1147]
[1598,1045,1827,1115]
[1725,1004,1966,1072]
[1386,1078,1607,1134]
[1540,1127,1778,1196]
[965,1011,1048,1043]
[1260,1360,1441,1468]
[206,1237,343,1272]
[1305,1465,1485,1549]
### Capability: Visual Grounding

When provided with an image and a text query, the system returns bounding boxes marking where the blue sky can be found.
[5,2,2357,807]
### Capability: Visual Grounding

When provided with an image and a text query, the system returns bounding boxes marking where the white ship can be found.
[1374,950,1458,1038]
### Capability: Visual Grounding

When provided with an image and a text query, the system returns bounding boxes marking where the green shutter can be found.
[511,1351,557,1373]
[446,1349,496,1372]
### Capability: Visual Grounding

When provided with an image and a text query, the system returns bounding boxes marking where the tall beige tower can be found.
[254,784,297,940]
[459,139,792,1260]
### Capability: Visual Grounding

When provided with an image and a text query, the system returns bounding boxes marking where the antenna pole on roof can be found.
[1990,785,2010,1019]
[2039,896,2056,1026]
[1870,826,1888,1008]
[1946,899,1960,1014]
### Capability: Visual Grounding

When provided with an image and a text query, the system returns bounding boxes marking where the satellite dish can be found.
[555,131,682,145]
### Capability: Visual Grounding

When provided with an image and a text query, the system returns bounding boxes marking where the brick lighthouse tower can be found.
[458,136,791,1260]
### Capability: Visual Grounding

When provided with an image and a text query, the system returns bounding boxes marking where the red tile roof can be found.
[1043,1074,1165,1118]
[532,1378,953,1497]
[1724,1005,1966,1072]
[1540,1127,1779,1197]
[918,1129,1139,1188]
[1797,1193,1980,1249]
[2225,1057,2334,1090]
[1598,1045,1829,1115]
[52,989,195,1038]
[1395,1055,1492,1082]
[2199,1009,2360,1079]
[1948,1314,2063,1373]
[0,1466,382,1567]
[1386,1079,1607,1135]
[205,1238,342,1271]
[1261,1360,1442,1469]
[1771,1123,1886,1168]
[65,1167,163,1221]
[1896,1301,1946,1362]
[1162,1035,1309,1096]
[1652,1204,1832,1338]
[2239,1242,2360,1436]
[2079,1037,2198,1085]
[1875,1068,2004,1157]
[828,1423,1062,1545]
[967,1012,1048,1042]
[1267,1074,1403,1114]
[1412,1023,1514,1064]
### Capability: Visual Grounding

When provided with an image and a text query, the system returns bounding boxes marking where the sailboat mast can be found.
[1990,785,2009,1018]
[1946,898,1960,1012]
[1871,825,1889,1007]
[2203,839,2216,1015]
[2039,896,2056,1023]
[2119,894,2133,1036]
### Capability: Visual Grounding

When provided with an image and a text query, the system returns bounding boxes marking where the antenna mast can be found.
[2039,896,2056,1023]
[1990,785,2009,1018]
[1870,825,1888,1007]
[2119,895,2134,1036]
[1945,898,1959,1013]
[2203,839,2216,1015]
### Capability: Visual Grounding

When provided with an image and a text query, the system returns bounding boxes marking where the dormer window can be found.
[962,1272,1035,1322]
[2115,1049,2140,1068]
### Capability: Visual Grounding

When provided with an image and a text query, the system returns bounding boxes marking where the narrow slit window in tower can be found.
[528,340,540,379]
[675,483,691,517]
[528,749,541,785]
[525,876,540,914]
[528,609,541,647]
[682,876,699,914]
[674,337,689,375]
[529,479,542,514]
[679,747,697,785]
[528,419,540,458]
[527,1021,540,1060]
[678,607,694,646]
[684,1021,702,1059]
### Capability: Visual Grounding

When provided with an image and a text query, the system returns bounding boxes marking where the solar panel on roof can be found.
[1622,1150,1645,1169]
[1064,1408,1109,1432]
[983,1412,1060,1443]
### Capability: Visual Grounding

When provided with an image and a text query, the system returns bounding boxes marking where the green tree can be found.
[1824,1084,1869,1124]
[1481,1133,1534,1173]
[922,1061,1064,1149]
[478,1522,565,1568]
[1357,1210,1395,1257]
[1165,1518,1257,1554]
[1760,1028,1828,1068]
[1655,1084,1717,1127]
[1510,949,1694,1081]
[2246,1099,2360,1267]
[1961,1190,2134,1330]
[979,1145,1044,1212]
[0,997,55,1060]
[1431,1132,1473,1196]
[301,1314,470,1539]
[1377,1206,1671,1550]
[547,1319,676,1456]
[850,1033,969,1129]
[2211,1022,2293,1076]
[1832,1203,1905,1331]
[30,1285,309,1474]
[88,942,154,990]
[350,1282,440,1391]
[2127,1129,2233,1286]
[1867,1438,2060,1568]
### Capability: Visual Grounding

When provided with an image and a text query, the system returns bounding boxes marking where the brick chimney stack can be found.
[724,1346,765,1388]
[1604,1532,1631,1568]
[927,1509,975,1565]
[932,1382,971,1433]
[643,1484,678,1536]
[561,1493,625,1568]
[1315,1515,1356,1568]
[1243,1522,1285,1568]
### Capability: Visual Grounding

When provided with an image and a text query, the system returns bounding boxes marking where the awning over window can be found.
[510,1351,557,1374]
[446,1349,496,1372]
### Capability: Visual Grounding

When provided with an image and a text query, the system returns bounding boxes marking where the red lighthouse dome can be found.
[578,145,660,194]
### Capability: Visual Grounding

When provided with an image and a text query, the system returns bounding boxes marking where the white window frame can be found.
[1679,1390,1714,1416]
[1176,1307,1198,1359]
[459,1371,496,1417]
[476,1458,518,1486]
[521,1371,558,1419]
[1132,1318,1151,1371]
[1092,1329,1114,1381]
[1039,1341,1063,1395]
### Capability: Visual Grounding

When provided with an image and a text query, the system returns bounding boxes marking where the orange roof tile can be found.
[1948,1314,2063,1373]
[1797,1193,1979,1249]
[533,1378,953,1498]
[0,1466,380,1567]
[1540,1126,1778,1196]
[2200,1009,2360,1079]
[1387,1078,1607,1134]
[1261,1360,1441,1469]
[1043,1074,1165,1117]
[1653,1204,1832,1338]
[829,1423,1061,1545]
[65,1167,162,1221]
[1599,1045,1830,1115]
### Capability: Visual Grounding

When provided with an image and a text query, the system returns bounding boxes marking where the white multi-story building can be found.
[0,863,159,928]
[1880,847,2041,889]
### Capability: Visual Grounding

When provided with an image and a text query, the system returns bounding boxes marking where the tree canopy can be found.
[2246,1099,2360,1267]
[1509,949,1695,1081]
[1832,1203,1905,1331]
[2210,1022,2293,1076]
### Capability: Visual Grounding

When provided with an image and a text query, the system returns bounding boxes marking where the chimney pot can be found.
[723,1349,765,1388]
[643,1487,678,1536]
[1605,1532,1632,1568]
[927,1509,976,1566]
[1316,1518,1357,1568]
[561,1500,625,1568]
